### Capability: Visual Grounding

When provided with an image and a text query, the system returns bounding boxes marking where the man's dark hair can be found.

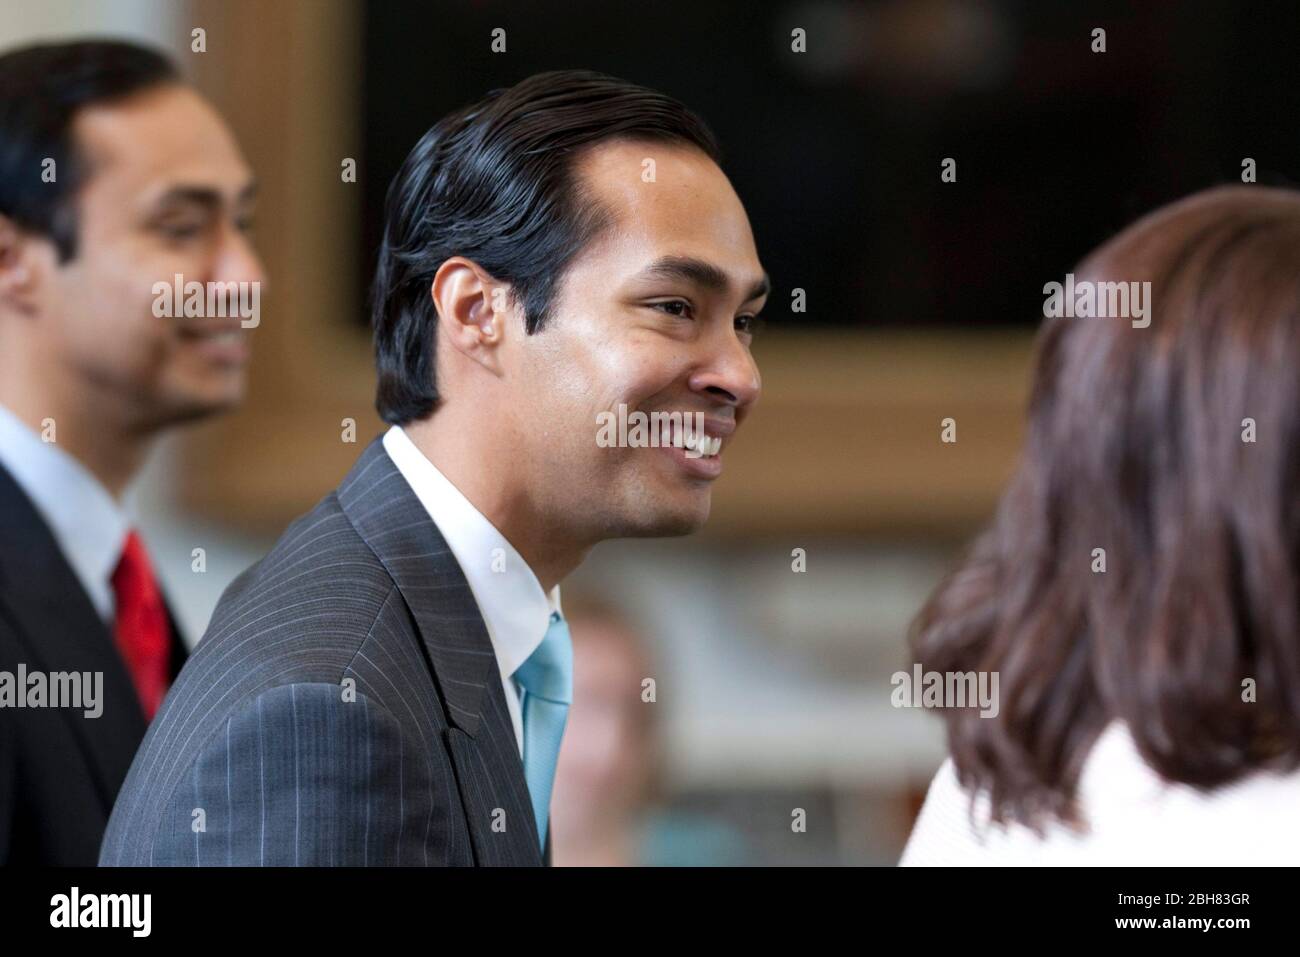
[0,39,180,262]
[371,69,724,425]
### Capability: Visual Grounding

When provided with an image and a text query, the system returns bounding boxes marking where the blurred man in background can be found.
[550,598,663,865]
[0,40,263,865]
[550,597,751,866]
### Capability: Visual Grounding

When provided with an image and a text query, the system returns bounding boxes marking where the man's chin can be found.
[619,495,711,538]
[149,384,245,428]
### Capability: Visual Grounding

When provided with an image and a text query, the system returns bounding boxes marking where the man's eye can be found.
[235,216,256,235]
[736,314,764,336]
[651,300,694,319]
[157,222,205,241]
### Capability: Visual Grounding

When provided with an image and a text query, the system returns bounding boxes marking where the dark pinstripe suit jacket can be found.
[99,438,548,866]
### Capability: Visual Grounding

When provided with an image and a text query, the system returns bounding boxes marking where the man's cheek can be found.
[596,356,660,409]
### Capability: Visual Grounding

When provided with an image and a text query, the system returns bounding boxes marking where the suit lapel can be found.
[0,464,148,810]
[163,599,188,681]
[337,438,543,866]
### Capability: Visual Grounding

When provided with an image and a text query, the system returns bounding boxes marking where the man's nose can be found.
[212,221,266,289]
[688,326,761,409]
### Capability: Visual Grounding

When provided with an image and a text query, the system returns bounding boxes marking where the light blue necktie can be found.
[513,611,573,851]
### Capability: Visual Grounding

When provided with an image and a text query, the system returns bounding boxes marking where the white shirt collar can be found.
[382,425,559,682]
[0,403,131,623]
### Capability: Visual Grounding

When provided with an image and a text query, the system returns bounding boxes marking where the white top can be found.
[900,720,1300,865]
[0,403,130,625]
[382,425,560,758]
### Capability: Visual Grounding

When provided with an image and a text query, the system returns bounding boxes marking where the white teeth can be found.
[185,328,241,342]
[680,431,720,457]
[659,419,721,457]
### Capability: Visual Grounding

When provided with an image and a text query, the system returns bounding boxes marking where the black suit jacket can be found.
[101,438,552,866]
[0,462,187,865]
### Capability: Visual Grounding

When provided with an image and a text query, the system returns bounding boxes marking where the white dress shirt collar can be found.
[382,425,559,684]
[0,403,130,623]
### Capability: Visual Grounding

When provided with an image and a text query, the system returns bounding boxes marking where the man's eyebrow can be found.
[636,255,770,302]
[152,180,259,211]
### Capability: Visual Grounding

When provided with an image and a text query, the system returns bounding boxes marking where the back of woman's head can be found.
[913,184,1300,831]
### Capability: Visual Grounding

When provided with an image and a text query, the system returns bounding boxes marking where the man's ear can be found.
[430,256,509,373]
[0,216,42,316]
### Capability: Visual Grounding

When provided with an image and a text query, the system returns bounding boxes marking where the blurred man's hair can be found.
[370,69,722,425]
[911,184,1300,832]
[0,39,180,262]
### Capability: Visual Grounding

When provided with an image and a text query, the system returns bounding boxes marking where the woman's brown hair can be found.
[911,184,1300,831]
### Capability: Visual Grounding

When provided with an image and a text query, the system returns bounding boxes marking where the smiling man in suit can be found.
[101,69,766,867]
[0,40,264,865]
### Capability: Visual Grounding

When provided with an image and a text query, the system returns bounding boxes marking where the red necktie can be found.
[110,531,172,720]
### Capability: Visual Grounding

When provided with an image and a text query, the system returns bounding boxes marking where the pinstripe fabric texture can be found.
[98,438,547,866]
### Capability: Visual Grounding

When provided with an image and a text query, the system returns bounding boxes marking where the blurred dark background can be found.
[361,0,1300,331]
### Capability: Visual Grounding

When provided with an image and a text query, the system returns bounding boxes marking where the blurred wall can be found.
[0,0,179,47]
